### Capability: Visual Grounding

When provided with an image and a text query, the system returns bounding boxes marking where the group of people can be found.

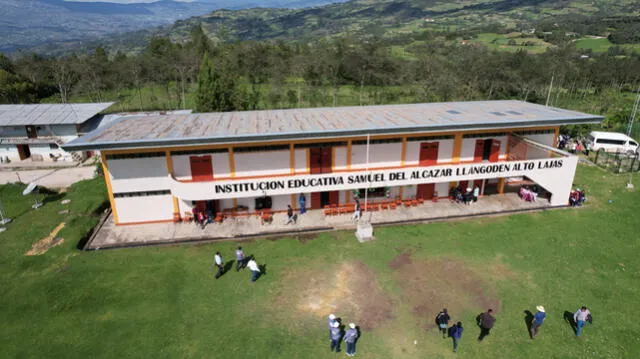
[519,185,540,202]
[430,305,591,353]
[213,246,262,282]
[558,134,588,156]
[569,188,587,206]
[449,186,480,205]
[327,314,359,356]
[192,207,213,229]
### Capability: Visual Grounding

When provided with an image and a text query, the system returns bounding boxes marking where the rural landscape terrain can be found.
[1,0,640,358]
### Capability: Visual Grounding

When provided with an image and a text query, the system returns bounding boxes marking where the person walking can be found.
[328,314,337,339]
[436,308,451,338]
[299,194,307,215]
[530,305,546,339]
[473,186,480,202]
[448,321,463,353]
[343,323,358,356]
[573,306,591,337]
[213,251,224,279]
[235,246,246,272]
[246,257,261,282]
[285,205,296,225]
[477,309,495,341]
[352,198,361,220]
[330,321,342,353]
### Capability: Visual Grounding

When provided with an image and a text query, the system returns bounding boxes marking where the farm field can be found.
[575,38,640,53]
[0,165,638,358]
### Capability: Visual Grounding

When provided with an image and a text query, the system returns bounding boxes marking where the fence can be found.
[587,149,640,173]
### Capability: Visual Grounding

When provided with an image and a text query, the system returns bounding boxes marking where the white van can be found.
[586,131,639,155]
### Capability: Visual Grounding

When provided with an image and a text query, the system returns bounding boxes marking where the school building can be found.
[63,100,602,225]
[0,102,113,163]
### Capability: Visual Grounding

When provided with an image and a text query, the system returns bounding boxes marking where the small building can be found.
[0,102,114,163]
[64,100,602,225]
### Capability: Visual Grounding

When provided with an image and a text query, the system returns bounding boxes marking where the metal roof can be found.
[64,100,603,151]
[0,102,114,126]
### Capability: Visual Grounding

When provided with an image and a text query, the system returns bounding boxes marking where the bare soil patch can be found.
[25,222,65,256]
[280,261,393,330]
[390,255,502,330]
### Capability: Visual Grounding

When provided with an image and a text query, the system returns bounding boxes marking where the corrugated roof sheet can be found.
[64,100,603,151]
[0,102,114,126]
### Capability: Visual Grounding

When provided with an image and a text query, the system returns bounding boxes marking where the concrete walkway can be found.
[87,193,555,249]
[0,166,96,189]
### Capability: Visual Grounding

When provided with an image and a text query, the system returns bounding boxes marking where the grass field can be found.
[575,38,640,53]
[471,32,551,54]
[0,165,638,358]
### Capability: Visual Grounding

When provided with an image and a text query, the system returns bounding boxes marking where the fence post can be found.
[617,156,623,173]
[594,149,600,165]
[630,155,637,173]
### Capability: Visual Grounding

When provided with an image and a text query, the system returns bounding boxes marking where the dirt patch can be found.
[296,233,317,244]
[280,261,393,330]
[25,222,65,256]
[390,254,501,330]
[388,251,412,269]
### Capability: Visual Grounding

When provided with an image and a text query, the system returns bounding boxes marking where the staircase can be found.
[52,137,84,163]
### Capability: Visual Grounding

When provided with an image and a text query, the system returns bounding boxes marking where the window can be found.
[352,138,401,145]
[172,148,228,156]
[513,129,554,136]
[106,152,165,160]
[356,187,387,198]
[463,132,507,138]
[114,190,170,198]
[234,144,289,153]
[630,141,638,147]
[49,143,59,150]
[595,139,626,145]
[294,141,348,148]
[407,135,454,142]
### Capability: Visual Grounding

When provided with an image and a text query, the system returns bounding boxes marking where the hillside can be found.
[30,0,637,54]
[0,0,349,54]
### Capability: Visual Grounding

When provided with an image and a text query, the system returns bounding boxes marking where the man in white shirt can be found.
[214,251,224,279]
[247,257,261,282]
[573,306,591,337]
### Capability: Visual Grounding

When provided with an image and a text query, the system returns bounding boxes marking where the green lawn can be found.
[0,165,639,358]
[471,32,551,54]
[575,37,640,53]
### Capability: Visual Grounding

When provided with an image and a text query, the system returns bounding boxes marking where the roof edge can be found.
[62,116,603,152]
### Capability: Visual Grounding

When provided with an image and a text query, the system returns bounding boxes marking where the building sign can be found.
[169,157,573,204]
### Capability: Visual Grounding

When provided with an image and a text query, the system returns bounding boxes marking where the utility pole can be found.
[545,74,554,107]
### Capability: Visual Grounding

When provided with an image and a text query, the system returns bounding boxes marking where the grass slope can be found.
[0,165,639,358]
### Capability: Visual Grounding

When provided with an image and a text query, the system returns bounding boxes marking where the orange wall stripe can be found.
[289,144,295,174]
[346,140,352,169]
[228,147,236,177]
[100,153,119,224]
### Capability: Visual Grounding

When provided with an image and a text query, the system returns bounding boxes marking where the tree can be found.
[196,54,238,112]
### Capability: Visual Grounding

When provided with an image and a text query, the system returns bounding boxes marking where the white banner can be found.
[169,157,571,201]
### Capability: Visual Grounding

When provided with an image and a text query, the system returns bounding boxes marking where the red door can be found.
[416,183,435,200]
[489,140,501,162]
[458,180,469,191]
[190,155,213,182]
[419,142,439,166]
[473,139,485,162]
[417,142,439,199]
[310,148,336,209]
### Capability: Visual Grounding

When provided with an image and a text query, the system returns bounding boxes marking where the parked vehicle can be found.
[586,131,639,155]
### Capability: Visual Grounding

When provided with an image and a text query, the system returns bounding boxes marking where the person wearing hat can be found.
[464,187,473,205]
[343,323,359,356]
[530,306,546,339]
[328,314,337,340]
[330,321,342,352]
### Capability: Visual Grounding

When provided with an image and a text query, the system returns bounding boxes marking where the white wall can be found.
[108,157,169,193]
[46,124,78,142]
[526,133,555,147]
[172,155,192,181]
[116,195,173,223]
[351,143,402,169]
[333,147,348,170]
[435,182,450,197]
[294,149,307,173]
[460,136,508,162]
[235,150,289,177]
[403,185,417,199]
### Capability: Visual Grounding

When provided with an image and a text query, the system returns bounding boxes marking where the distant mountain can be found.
[0,0,348,53]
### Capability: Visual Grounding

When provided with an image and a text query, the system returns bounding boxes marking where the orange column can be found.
[165,150,180,221]
[101,152,119,224]
[450,133,463,190]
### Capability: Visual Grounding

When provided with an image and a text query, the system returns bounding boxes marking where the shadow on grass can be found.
[564,310,577,334]
[223,260,235,274]
[524,310,534,339]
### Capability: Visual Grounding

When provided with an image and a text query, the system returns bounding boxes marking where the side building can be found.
[0,102,114,163]
[64,100,602,225]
